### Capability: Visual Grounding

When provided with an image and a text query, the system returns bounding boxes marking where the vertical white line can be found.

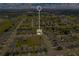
[39,10,40,29]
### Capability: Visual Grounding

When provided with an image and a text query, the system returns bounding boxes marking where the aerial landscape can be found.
[0,3,79,56]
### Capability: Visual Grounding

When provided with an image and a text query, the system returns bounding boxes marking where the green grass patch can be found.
[0,19,12,34]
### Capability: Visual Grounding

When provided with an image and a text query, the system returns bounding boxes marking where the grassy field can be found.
[0,19,12,34]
